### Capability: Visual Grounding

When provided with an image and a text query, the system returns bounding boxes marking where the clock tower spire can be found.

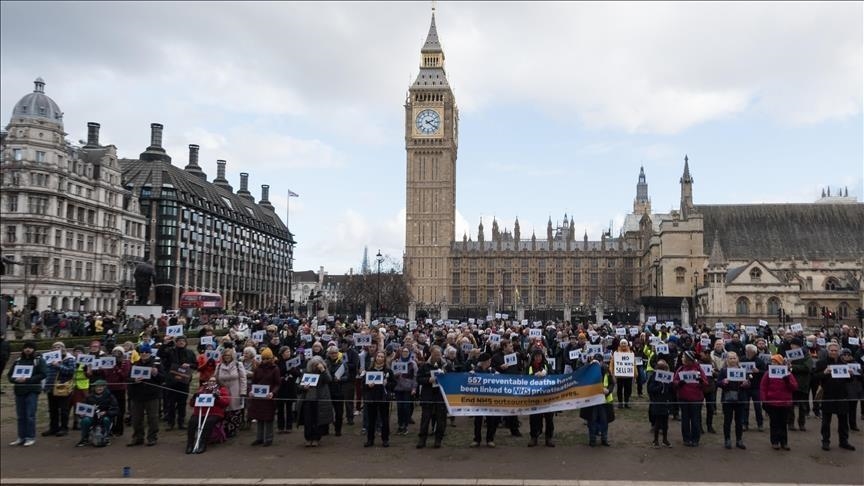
[404,8,458,306]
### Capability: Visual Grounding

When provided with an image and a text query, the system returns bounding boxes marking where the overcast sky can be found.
[2,1,861,274]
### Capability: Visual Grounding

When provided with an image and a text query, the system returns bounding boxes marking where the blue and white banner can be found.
[437,362,606,416]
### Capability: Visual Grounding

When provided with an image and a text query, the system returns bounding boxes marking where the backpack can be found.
[89,421,109,447]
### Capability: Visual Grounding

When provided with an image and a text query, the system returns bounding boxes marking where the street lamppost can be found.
[376,249,383,318]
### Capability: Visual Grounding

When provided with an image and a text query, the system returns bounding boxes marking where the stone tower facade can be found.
[404,12,459,306]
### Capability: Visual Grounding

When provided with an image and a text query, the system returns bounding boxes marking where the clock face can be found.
[415,109,441,135]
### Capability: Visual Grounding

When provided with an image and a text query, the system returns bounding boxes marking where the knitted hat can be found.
[683,350,697,362]
[261,348,274,360]
[138,344,152,354]
[91,379,108,387]
[771,354,785,365]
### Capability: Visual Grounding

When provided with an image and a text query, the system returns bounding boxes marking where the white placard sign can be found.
[586,345,603,356]
[529,329,542,339]
[790,323,803,333]
[205,350,221,361]
[461,343,473,353]
[521,319,529,326]
[849,337,860,346]
[758,319,768,327]
[200,336,215,346]
[655,344,669,354]
[286,357,301,369]
[426,318,433,325]
[785,348,805,360]
[647,316,657,324]
[468,318,476,325]
[569,349,582,361]
[365,371,384,385]
[12,365,33,379]
[321,333,333,342]
[301,334,313,343]
[75,402,95,417]
[195,394,215,408]
[392,362,409,374]
[77,354,95,366]
[251,331,266,342]
[613,352,635,377]
[494,313,502,319]
[848,363,861,375]
[679,371,700,383]
[166,325,183,337]
[503,353,518,366]
[615,327,626,336]
[829,365,850,379]
[654,370,673,383]
[304,349,313,359]
[130,365,151,380]
[726,368,746,382]
[700,338,711,348]
[768,365,789,378]
[99,356,116,369]
[301,374,320,387]
[816,338,826,347]
[740,361,756,372]
[700,364,714,376]
[715,322,725,330]
[635,357,644,366]
[502,314,509,320]
[745,326,757,335]
[489,333,501,344]
[629,327,639,336]
[251,384,270,397]
[353,334,372,347]
[42,350,62,363]
[547,357,557,370]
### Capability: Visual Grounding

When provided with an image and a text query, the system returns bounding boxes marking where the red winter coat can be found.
[673,362,708,402]
[760,371,798,407]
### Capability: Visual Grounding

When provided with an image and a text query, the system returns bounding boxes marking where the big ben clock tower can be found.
[405,10,458,306]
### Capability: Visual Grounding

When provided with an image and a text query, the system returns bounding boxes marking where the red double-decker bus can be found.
[179,292,224,311]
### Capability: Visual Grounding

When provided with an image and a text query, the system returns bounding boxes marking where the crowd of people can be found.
[4,312,862,456]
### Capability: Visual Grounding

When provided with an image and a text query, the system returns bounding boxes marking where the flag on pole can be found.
[288,190,299,197]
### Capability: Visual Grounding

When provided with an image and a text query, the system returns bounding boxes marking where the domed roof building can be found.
[11,78,64,127]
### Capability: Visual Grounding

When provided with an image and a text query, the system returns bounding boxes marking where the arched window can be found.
[736,297,750,316]
[839,302,849,319]
[825,277,840,291]
[767,297,781,316]
[807,301,819,317]
[675,266,686,284]
[749,268,762,282]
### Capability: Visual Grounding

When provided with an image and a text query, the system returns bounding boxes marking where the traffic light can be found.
[857,308,864,320]
[2,294,13,308]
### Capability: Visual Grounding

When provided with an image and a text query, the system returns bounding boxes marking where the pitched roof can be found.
[421,14,442,53]
[698,203,864,261]
[707,234,726,267]
[120,158,293,243]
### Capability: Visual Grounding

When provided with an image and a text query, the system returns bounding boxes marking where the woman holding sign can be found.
[7,341,47,447]
[760,354,797,450]
[612,341,636,409]
[363,350,396,447]
[814,343,855,451]
[717,352,749,450]
[298,355,332,447]
[248,348,281,447]
[673,350,708,447]
[185,377,230,454]
[214,348,247,438]
[42,342,76,438]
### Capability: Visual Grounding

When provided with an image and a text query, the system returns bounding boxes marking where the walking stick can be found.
[193,406,211,453]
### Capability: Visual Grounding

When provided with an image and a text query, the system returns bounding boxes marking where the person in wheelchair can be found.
[76,379,119,447]
[186,377,231,454]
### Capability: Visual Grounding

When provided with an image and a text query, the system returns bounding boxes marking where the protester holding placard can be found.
[491,339,524,437]
[42,341,76,438]
[275,346,301,434]
[673,350,708,447]
[647,360,674,447]
[298,355,332,447]
[214,347,247,438]
[740,344,766,432]
[580,355,615,447]
[814,342,855,451]
[717,352,749,450]
[126,343,164,447]
[248,347,281,447]
[76,379,119,447]
[525,348,556,447]
[393,346,418,435]
[840,348,862,431]
[326,345,348,436]
[417,345,451,449]
[7,341,47,447]
[469,352,499,448]
[101,346,132,436]
[760,354,798,450]
[70,345,92,431]
[611,340,636,409]
[161,335,198,432]
[185,377,231,454]
[786,338,813,431]
[195,341,218,383]
[363,350,396,447]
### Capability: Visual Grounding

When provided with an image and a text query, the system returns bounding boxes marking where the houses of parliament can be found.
[403,12,864,325]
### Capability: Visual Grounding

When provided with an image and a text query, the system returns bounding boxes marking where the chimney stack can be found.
[237,172,255,202]
[259,184,275,210]
[213,159,233,192]
[139,122,171,162]
[188,144,199,166]
[150,123,163,148]
[86,122,100,147]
